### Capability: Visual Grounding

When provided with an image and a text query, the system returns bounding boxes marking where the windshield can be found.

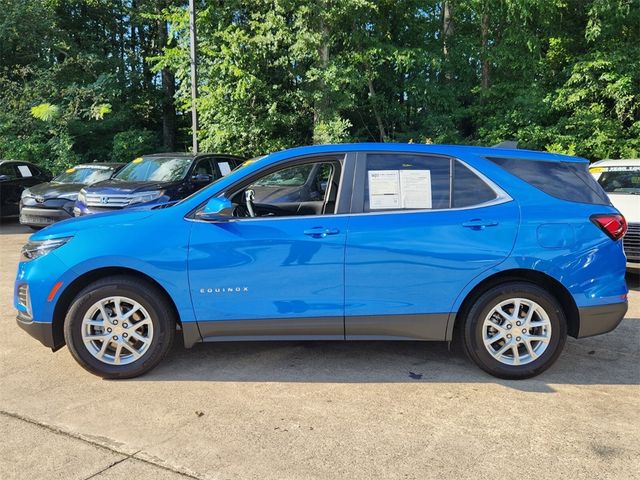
[115,157,192,182]
[253,164,313,187]
[52,166,116,185]
[597,169,640,194]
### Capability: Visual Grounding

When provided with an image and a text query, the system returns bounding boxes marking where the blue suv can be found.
[14,144,628,379]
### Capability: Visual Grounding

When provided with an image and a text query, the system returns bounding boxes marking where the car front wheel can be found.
[63,276,175,379]
[462,282,567,379]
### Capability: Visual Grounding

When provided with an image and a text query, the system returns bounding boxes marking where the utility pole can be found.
[189,0,198,153]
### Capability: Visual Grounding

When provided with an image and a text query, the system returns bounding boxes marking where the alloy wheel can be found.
[481,297,552,366]
[81,296,154,365]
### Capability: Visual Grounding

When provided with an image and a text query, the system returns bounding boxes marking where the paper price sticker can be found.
[368,169,432,210]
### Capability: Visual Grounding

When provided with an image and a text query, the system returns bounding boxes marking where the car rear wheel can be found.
[462,282,567,379]
[63,276,175,379]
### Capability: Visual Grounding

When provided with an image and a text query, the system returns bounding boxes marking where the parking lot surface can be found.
[1,220,639,480]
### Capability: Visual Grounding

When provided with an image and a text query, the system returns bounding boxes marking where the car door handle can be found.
[303,227,340,238]
[462,219,499,230]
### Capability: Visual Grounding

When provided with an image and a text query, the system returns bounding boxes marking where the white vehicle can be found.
[590,159,640,271]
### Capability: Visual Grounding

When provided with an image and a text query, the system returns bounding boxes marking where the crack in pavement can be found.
[82,455,133,480]
[0,410,204,480]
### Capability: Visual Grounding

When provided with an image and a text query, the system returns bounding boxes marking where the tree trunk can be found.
[443,1,454,56]
[158,17,176,150]
[481,12,490,89]
[141,25,153,91]
[312,13,331,144]
[443,1,454,81]
[130,0,138,89]
[368,77,387,142]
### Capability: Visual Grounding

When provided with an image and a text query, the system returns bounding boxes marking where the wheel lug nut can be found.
[123,333,128,338]
[516,321,521,326]
[107,328,112,333]
[522,329,527,334]
[123,323,128,328]
[516,336,521,341]
[507,334,512,339]
[113,335,118,341]
[507,324,512,329]
[113,320,118,325]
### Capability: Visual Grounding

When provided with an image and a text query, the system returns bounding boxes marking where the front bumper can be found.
[626,260,640,272]
[16,313,62,351]
[577,302,628,338]
[20,206,73,227]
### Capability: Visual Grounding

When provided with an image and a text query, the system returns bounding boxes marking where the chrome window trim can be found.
[185,196,513,224]
[185,155,512,223]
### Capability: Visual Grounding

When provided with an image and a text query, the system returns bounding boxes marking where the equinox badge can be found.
[199,287,249,294]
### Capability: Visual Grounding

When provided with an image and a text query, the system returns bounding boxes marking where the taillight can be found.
[590,214,627,240]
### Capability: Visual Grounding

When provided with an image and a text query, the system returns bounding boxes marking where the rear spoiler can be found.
[492,141,518,149]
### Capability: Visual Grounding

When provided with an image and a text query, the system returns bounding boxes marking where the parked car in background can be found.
[249,162,332,205]
[0,160,52,219]
[15,144,628,380]
[74,153,243,216]
[590,159,640,271]
[20,163,124,229]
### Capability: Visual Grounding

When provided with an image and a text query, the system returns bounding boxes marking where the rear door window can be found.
[487,157,609,205]
[364,154,451,211]
[16,164,33,177]
[362,154,499,212]
[216,159,233,176]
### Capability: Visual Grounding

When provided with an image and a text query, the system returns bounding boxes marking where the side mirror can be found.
[0,175,11,182]
[195,196,234,222]
[192,173,214,184]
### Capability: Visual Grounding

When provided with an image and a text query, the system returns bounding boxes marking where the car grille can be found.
[85,193,132,208]
[624,223,640,261]
[20,214,55,225]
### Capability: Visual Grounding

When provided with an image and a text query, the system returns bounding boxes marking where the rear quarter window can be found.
[487,157,610,205]
[453,161,497,207]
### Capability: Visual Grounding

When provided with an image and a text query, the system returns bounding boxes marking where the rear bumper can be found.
[16,314,62,350]
[577,302,628,338]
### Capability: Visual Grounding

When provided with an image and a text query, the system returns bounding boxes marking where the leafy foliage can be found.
[0,0,638,174]
[111,129,160,163]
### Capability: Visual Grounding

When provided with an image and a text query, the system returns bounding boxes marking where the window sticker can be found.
[368,169,432,209]
[219,162,232,176]
[368,170,401,209]
[400,170,432,209]
[17,165,33,177]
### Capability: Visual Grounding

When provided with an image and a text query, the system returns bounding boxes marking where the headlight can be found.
[58,192,79,201]
[21,237,72,262]
[128,190,164,205]
[77,189,87,204]
[21,189,32,199]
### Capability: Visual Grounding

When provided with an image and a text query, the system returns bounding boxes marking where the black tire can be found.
[462,282,567,379]
[63,275,175,379]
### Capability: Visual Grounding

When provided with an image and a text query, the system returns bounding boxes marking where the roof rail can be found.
[492,141,518,149]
